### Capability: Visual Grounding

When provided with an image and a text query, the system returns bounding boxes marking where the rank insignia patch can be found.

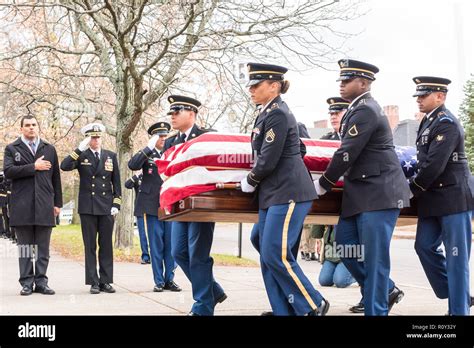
[265,128,276,143]
[348,125,358,137]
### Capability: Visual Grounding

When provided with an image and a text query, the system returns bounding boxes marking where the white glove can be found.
[313,180,327,196]
[78,136,91,151]
[147,135,160,150]
[240,177,256,193]
[110,207,119,216]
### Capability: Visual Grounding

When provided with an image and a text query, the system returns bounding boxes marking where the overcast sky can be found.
[285,0,473,127]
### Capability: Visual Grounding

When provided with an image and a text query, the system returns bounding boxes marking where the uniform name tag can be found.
[80,162,92,166]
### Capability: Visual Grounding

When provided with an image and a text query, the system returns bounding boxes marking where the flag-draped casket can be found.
[156,133,418,225]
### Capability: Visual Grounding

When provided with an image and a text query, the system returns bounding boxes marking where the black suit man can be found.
[3,115,63,296]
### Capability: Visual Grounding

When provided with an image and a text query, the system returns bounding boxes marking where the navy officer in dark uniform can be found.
[162,95,226,315]
[315,59,410,315]
[60,123,121,294]
[128,121,180,293]
[410,76,474,315]
[241,63,329,316]
[321,97,349,140]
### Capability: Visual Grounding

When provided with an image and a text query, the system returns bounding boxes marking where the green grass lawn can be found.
[51,224,258,267]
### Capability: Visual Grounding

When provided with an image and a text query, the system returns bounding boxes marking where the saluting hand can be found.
[78,136,91,151]
[34,156,52,171]
[147,135,160,150]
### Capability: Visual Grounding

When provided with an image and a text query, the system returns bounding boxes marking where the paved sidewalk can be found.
[0,223,472,315]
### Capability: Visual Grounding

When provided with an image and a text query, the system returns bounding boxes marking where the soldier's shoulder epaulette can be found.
[437,111,454,123]
[265,102,281,114]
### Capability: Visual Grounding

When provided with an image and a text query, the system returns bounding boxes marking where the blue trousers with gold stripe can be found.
[255,201,324,315]
[336,208,400,316]
[415,211,472,315]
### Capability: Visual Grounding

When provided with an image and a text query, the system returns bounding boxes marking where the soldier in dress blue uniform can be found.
[162,95,226,315]
[314,59,410,315]
[128,121,180,293]
[320,97,349,140]
[410,76,474,315]
[60,123,121,294]
[240,63,329,316]
[124,173,150,264]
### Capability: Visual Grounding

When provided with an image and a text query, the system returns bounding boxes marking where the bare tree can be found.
[0,0,362,248]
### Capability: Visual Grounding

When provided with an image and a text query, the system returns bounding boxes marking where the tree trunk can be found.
[114,142,134,249]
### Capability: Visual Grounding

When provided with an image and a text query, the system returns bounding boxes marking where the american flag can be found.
[156,133,417,211]
[395,146,418,178]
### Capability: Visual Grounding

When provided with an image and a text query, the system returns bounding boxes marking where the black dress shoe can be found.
[153,285,164,292]
[260,311,274,316]
[90,284,100,294]
[99,283,116,293]
[34,285,55,295]
[215,293,227,306]
[20,285,33,296]
[349,301,364,313]
[164,281,182,292]
[388,286,404,312]
[308,298,330,316]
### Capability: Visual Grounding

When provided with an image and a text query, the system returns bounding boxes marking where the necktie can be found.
[95,152,100,163]
[29,141,36,155]
[174,133,187,145]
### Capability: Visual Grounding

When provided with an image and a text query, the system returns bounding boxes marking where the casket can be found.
[158,188,419,226]
[156,133,420,226]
